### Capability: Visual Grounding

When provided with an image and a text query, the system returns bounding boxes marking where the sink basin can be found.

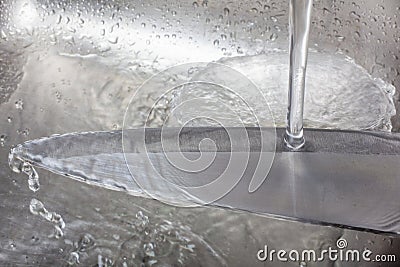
[0,0,399,266]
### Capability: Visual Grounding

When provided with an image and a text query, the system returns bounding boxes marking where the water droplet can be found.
[108,36,119,44]
[55,91,62,103]
[336,35,345,42]
[17,128,30,136]
[192,2,199,8]
[78,233,95,251]
[223,7,230,16]
[0,134,7,147]
[30,198,65,238]
[7,116,13,123]
[213,39,220,46]
[144,242,155,257]
[23,162,40,192]
[269,33,278,41]
[68,252,80,265]
[15,99,24,110]
[9,242,16,250]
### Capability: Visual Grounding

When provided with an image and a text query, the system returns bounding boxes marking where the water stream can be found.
[284,0,313,150]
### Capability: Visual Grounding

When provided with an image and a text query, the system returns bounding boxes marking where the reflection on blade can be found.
[9,127,400,234]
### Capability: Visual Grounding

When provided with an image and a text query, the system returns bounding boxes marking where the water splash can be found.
[61,210,226,266]
[29,198,65,239]
[22,162,40,192]
[8,151,40,192]
[8,146,40,192]
[174,51,396,131]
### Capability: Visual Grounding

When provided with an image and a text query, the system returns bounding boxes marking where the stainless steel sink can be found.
[0,0,399,266]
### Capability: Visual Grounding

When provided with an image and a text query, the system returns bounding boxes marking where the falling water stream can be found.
[284,0,313,150]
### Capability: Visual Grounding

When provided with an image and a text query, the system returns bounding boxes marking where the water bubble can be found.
[15,99,24,110]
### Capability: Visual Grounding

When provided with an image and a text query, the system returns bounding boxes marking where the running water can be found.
[284,0,313,150]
